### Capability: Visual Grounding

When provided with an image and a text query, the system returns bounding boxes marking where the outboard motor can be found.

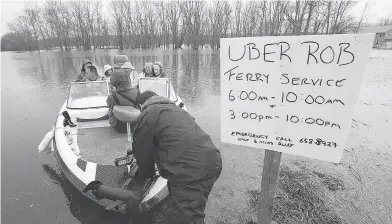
[83,175,160,216]
[83,180,141,202]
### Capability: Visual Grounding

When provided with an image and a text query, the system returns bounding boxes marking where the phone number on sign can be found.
[299,138,337,148]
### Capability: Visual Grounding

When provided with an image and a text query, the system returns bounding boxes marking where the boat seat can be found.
[113,106,140,123]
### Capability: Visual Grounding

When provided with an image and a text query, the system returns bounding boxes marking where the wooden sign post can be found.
[220,34,375,224]
[258,150,282,224]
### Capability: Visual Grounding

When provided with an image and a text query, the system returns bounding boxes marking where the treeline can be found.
[2,0,364,52]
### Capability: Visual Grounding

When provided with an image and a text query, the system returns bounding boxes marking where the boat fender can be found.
[38,127,54,153]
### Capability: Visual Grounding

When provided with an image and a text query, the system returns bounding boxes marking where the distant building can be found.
[359,25,392,48]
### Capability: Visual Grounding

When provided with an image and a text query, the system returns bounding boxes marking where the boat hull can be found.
[52,93,187,214]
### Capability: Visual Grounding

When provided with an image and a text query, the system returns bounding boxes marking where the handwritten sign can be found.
[220,34,374,163]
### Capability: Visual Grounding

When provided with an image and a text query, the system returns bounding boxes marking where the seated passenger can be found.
[75,60,93,82]
[113,55,140,89]
[103,64,114,79]
[103,64,115,92]
[81,66,105,82]
[76,65,102,82]
[122,61,140,89]
[139,62,153,78]
[107,70,141,133]
[151,62,166,78]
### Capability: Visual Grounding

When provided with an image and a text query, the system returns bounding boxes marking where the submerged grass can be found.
[247,165,344,224]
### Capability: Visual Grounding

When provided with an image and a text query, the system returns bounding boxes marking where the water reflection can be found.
[5,49,221,112]
[191,54,201,105]
[41,164,131,224]
[2,49,220,224]
[103,54,112,65]
[11,50,220,97]
[210,53,221,96]
[178,53,192,103]
[171,54,179,89]
[38,55,46,79]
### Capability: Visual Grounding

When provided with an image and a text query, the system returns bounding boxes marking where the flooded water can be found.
[1,49,220,224]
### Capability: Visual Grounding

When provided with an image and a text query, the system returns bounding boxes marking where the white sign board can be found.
[220,34,375,163]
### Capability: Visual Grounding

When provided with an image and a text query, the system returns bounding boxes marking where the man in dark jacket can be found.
[132,90,222,224]
[106,70,140,133]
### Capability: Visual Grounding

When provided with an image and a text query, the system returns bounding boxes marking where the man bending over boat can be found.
[132,90,222,224]
[106,70,140,133]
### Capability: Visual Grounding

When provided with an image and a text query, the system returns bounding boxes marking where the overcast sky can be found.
[1,0,391,35]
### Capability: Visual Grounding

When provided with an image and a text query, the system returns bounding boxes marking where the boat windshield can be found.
[139,78,178,102]
[67,81,110,109]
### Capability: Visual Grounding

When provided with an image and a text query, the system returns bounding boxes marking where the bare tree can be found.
[110,0,125,50]
[144,2,157,48]
[208,1,221,48]
[303,1,319,35]
[311,2,325,34]
[378,16,392,26]
[166,0,183,49]
[44,1,65,51]
[330,1,356,34]
[8,19,31,51]
[25,7,41,51]
[68,1,83,49]
[232,1,242,37]
[270,1,289,35]
[241,1,260,37]
[156,1,169,48]
[284,0,307,35]
[14,16,33,51]
[34,6,50,50]
[3,0,362,52]
[120,0,134,49]
[355,0,370,33]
